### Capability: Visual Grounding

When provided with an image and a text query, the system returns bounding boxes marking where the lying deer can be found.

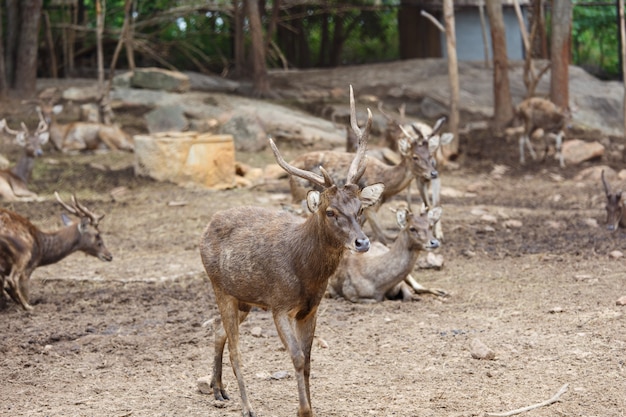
[508,97,568,168]
[0,115,49,201]
[327,206,442,303]
[37,102,134,153]
[601,170,625,231]
[0,192,113,310]
[200,86,384,417]
[288,114,438,245]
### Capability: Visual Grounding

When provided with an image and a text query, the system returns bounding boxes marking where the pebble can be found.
[469,338,496,360]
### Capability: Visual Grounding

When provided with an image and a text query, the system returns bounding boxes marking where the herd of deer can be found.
[0,86,622,417]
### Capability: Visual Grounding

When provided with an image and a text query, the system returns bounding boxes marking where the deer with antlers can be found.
[200,86,384,417]
[397,117,454,240]
[0,115,49,201]
[327,205,443,303]
[288,111,440,245]
[601,170,625,232]
[0,192,112,311]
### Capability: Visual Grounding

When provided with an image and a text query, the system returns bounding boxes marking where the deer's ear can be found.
[397,137,410,155]
[39,132,50,145]
[53,104,64,114]
[78,217,90,234]
[61,213,73,226]
[428,207,442,224]
[439,132,454,145]
[306,190,321,213]
[15,132,26,146]
[396,208,409,228]
[360,183,385,208]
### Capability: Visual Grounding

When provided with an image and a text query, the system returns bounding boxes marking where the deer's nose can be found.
[354,238,370,253]
[430,170,439,180]
[607,224,616,232]
[429,239,440,249]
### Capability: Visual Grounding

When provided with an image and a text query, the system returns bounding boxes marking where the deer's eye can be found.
[326,210,335,218]
[409,227,417,232]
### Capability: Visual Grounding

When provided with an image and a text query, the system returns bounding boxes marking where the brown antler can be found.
[269,138,333,188]
[55,192,105,227]
[347,85,371,185]
[602,170,611,196]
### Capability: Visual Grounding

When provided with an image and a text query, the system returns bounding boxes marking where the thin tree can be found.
[443,0,460,158]
[15,0,43,96]
[246,0,270,96]
[549,0,572,109]
[420,6,459,161]
[486,0,514,133]
[617,0,626,136]
[0,5,7,96]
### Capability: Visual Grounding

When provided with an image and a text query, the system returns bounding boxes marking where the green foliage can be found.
[571,1,620,79]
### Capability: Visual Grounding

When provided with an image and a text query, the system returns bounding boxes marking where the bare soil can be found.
[1,71,626,417]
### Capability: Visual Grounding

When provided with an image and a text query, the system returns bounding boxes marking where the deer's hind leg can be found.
[5,271,32,311]
[211,288,256,416]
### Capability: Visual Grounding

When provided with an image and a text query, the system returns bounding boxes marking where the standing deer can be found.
[327,206,442,303]
[601,170,625,231]
[36,101,134,153]
[199,86,384,417]
[0,192,113,310]
[510,97,568,168]
[0,116,49,201]
[398,118,454,240]
[288,117,438,244]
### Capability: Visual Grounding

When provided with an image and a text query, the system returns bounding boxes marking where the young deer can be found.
[0,192,113,310]
[0,115,49,201]
[36,101,134,153]
[199,86,384,417]
[399,117,454,240]
[510,97,568,168]
[601,170,625,231]
[327,206,441,303]
[288,116,438,244]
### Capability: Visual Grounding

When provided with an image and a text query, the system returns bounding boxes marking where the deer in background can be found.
[327,206,443,303]
[0,114,49,201]
[199,86,384,417]
[0,192,113,311]
[601,170,625,232]
[288,113,438,244]
[508,97,568,168]
[36,100,134,153]
[397,117,453,240]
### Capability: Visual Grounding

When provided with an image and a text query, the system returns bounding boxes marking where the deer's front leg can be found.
[274,311,315,417]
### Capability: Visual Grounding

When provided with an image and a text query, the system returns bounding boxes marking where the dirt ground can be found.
[2,73,626,417]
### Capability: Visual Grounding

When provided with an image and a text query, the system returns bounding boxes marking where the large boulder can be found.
[134,132,236,189]
[130,68,191,93]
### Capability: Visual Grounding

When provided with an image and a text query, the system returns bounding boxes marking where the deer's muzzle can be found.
[353,237,370,252]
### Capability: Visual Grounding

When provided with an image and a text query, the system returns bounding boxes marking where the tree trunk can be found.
[5,0,19,86]
[0,5,7,96]
[232,1,246,78]
[549,0,571,110]
[246,0,270,96]
[319,10,330,67]
[443,0,460,158]
[617,0,626,136]
[15,0,43,96]
[486,0,514,132]
[398,1,441,59]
